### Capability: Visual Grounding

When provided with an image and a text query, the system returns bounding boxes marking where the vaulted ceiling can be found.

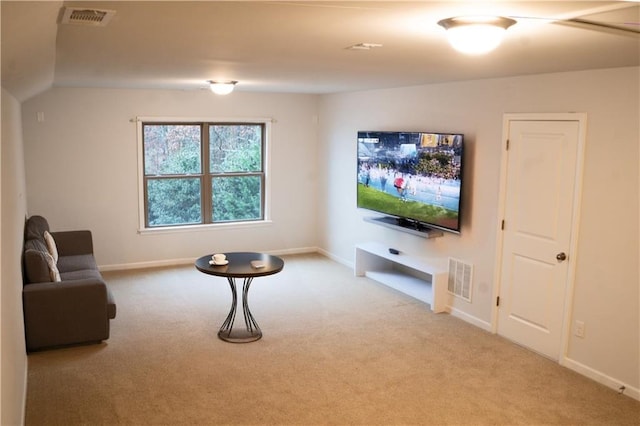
[2,1,639,101]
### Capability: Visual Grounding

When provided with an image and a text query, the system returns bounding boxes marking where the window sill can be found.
[138,220,273,235]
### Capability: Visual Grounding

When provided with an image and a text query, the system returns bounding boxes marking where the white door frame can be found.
[491,112,587,364]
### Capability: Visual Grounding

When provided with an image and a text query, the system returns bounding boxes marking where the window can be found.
[140,120,266,229]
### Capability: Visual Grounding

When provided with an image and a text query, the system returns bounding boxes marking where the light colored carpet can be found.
[25,253,639,425]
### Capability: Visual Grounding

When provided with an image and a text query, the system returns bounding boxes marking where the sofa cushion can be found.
[24,249,52,283]
[25,215,50,242]
[57,254,99,273]
[44,231,59,262]
[24,249,60,283]
[24,239,55,284]
[59,268,103,281]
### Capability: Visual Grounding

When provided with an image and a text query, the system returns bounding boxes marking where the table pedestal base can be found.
[218,328,262,343]
[219,276,262,343]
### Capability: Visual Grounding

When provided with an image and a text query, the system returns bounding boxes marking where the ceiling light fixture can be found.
[208,80,238,95]
[437,16,516,55]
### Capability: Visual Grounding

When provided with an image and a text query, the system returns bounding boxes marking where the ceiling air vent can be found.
[61,7,116,27]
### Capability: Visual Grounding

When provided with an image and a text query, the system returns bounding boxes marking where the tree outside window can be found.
[142,122,265,228]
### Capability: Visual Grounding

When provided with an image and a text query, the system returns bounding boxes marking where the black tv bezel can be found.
[356,130,465,235]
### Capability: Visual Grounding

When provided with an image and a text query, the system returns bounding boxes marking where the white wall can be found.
[1,88,29,425]
[22,88,319,268]
[317,67,639,395]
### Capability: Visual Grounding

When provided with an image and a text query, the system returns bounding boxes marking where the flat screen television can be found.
[357,130,464,234]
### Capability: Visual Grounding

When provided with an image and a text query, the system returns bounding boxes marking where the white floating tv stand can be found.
[355,242,449,313]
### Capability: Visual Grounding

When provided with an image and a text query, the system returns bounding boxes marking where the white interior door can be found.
[497,117,582,360]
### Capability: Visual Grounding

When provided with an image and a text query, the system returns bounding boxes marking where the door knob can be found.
[556,252,567,262]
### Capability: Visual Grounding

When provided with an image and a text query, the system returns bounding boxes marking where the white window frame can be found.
[136,116,272,234]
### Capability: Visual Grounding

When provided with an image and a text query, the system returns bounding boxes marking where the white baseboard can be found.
[446,306,493,332]
[99,257,194,272]
[562,357,640,401]
[270,246,318,256]
[99,247,320,272]
[317,247,353,269]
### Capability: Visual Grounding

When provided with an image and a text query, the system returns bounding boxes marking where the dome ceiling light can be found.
[437,16,517,55]
[208,80,238,95]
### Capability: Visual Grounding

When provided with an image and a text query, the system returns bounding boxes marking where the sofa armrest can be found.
[23,278,111,350]
[51,230,94,256]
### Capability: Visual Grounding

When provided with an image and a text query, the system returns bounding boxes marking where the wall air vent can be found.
[448,258,473,302]
[61,7,116,27]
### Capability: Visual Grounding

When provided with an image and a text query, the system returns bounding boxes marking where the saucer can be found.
[209,260,229,266]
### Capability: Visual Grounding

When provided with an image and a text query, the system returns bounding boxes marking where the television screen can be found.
[357,130,464,234]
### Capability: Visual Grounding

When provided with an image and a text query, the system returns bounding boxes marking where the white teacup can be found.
[212,253,226,263]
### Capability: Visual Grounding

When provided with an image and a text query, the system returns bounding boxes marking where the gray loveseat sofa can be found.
[22,215,116,351]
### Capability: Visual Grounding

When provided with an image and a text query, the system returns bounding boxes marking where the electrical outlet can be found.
[575,320,585,338]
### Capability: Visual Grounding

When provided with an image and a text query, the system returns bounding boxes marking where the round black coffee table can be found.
[195,252,284,343]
